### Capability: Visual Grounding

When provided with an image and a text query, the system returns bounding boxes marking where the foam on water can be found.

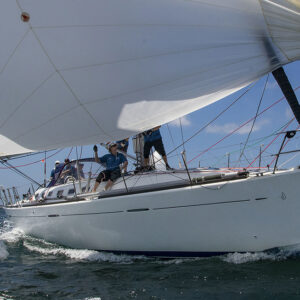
[222,244,300,264]
[23,241,147,263]
[222,252,278,264]
[0,220,148,263]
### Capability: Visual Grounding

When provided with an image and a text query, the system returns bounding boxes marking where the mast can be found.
[272,67,300,124]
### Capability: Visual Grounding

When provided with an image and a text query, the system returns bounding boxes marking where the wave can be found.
[222,244,300,264]
[23,240,148,264]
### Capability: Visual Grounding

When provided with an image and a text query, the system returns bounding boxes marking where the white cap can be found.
[55,160,60,164]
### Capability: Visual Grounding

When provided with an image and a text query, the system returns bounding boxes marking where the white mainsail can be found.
[0,0,299,156]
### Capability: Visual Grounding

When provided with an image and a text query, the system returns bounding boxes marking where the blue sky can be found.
[1,61,299,196]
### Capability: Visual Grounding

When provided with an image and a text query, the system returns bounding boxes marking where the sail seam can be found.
[0,72,56,129]
[0,28,30,77]
[83,54,267,107]
[30,28,113,139]
[15,0,112,139]
[59,41,261,73]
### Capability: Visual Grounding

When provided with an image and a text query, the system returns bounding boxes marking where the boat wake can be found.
[23,239,148,264]
[0,220,148,264]
[1,220,300,264]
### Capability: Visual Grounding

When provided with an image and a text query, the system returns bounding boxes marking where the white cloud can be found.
[206,119,270,135]
[170,116,191,127]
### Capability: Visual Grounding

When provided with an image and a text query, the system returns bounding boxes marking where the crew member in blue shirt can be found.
[48,161,64,187]
[92,143,128,192]
[143,126,172,170]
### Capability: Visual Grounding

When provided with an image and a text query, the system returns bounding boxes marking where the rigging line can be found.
[214,120,295,158]
[0,148,63,170]
[166,124,181,167]
[0,159,41,186]
[268,124,300,167]
[79,146,83,159]
[147,82,256,170]
[6,151,45,161]
[187,86,300,164]
[165,83,256,159]
[180,118,186,153]
[247,118,295,168]
[67,147,73,159]
[279,152,300,168]
[237,74,269,166]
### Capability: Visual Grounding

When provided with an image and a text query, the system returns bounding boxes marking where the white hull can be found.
[4,168,300,256]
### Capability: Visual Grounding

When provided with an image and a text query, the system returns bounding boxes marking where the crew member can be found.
[92,143,128,192]
[143,126,172,170]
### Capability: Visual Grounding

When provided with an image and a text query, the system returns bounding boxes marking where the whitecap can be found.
[222,244,300,264]
[222,252,277,264]
[0,227,25,243]
[23,241,148,264]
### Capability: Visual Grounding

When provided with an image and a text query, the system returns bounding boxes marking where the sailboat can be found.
[1,0,300,256]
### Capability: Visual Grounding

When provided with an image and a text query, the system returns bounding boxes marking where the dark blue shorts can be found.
[143,138,166,159]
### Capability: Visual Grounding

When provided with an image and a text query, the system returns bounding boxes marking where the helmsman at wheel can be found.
[92,143,128,192]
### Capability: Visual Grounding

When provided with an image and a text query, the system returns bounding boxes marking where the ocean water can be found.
[1,209,300,300]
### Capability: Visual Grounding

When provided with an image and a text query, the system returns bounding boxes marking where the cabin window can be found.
[57,190,64,199]
[48,191,53,197]
[82,186,86,192]
[68,188,75,195]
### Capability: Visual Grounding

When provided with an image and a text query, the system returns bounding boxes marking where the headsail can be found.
[0,135,32,158]
[0,0,299,155]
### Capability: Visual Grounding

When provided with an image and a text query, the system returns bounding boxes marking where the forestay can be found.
[0,0,299,156]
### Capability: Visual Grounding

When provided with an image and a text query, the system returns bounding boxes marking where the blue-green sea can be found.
[1,208,300,300]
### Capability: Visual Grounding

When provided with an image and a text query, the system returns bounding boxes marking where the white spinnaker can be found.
[0,0,299,156]
[0,135,32,158]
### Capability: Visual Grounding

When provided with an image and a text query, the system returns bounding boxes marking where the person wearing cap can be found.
[49,161,60,181]
[143,126,172,170]
[48,160,64,187]
[92,143,128,192]
[61,158,77,181]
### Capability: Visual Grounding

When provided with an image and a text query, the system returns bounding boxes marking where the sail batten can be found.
[0,0,299,155]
